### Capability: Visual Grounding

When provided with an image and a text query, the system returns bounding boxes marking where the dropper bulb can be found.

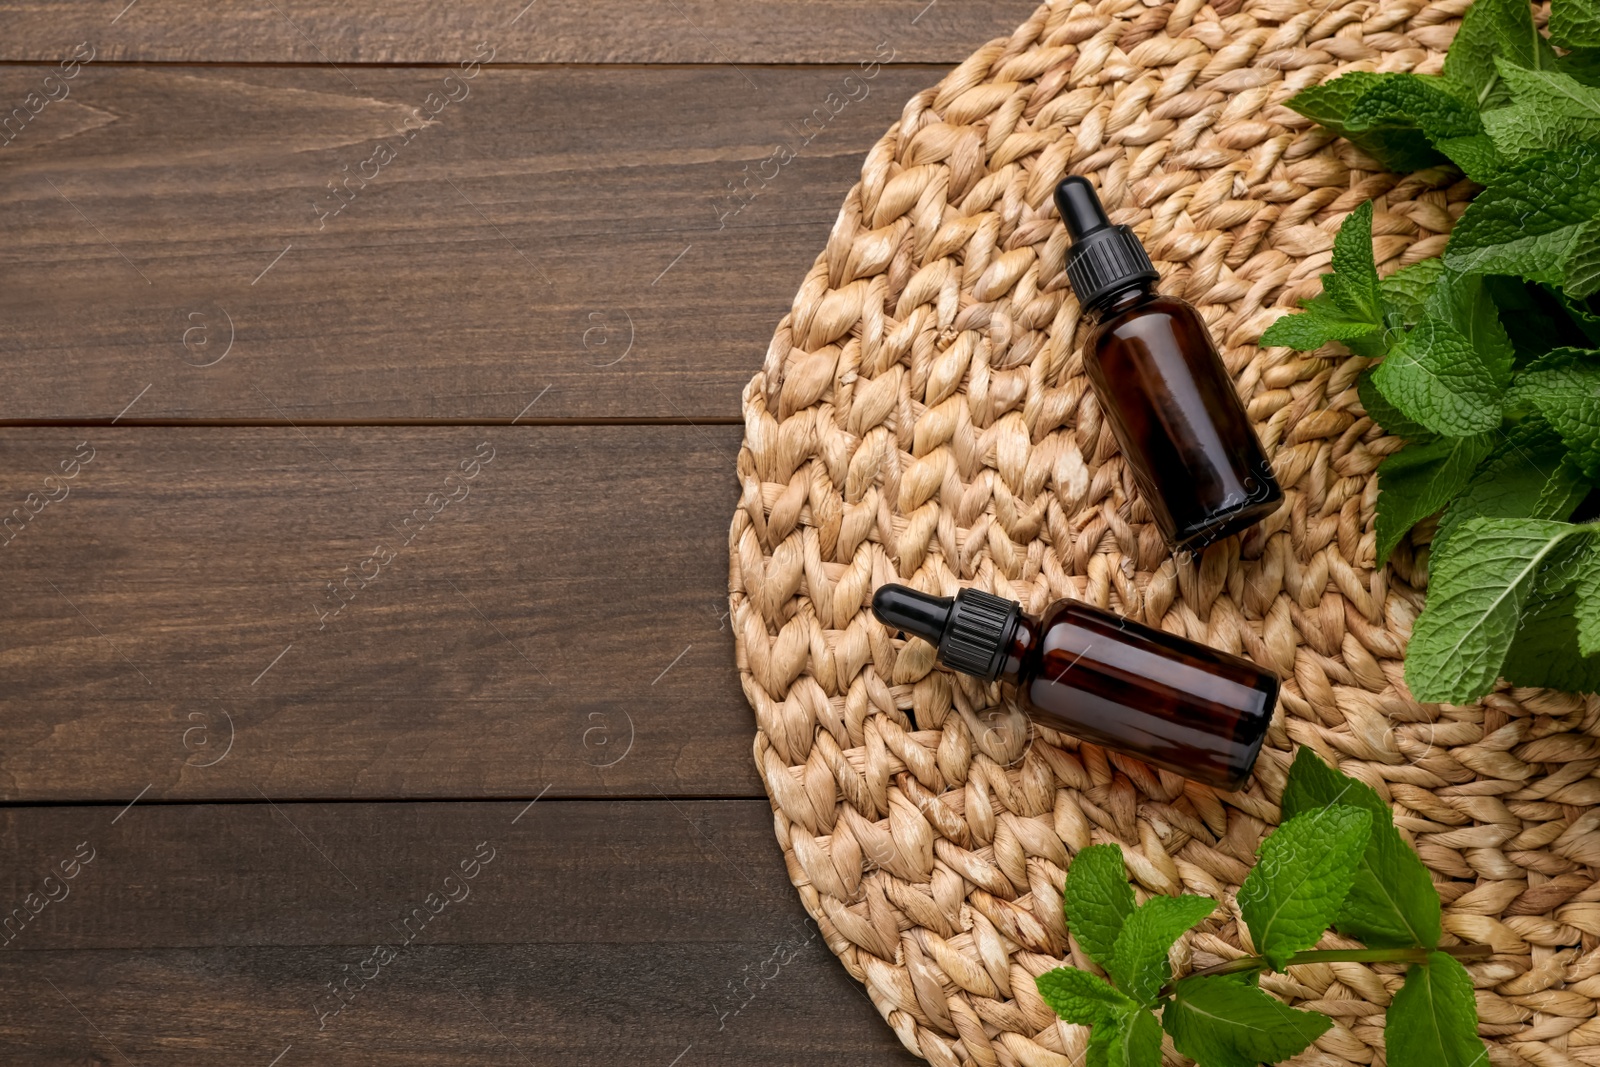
[871,585,952,647]
[1054,176,1110,242]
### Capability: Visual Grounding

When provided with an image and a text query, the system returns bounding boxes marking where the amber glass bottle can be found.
[873,584,1277,790]
[1055,176,1282,552]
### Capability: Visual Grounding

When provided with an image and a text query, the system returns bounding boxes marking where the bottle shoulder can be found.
[1085,291,1200,339]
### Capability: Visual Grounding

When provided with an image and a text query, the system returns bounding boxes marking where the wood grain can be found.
[0,800,922,1065]
[0,0,1029,64]
[0,62,945,422]
[0,426,771,803]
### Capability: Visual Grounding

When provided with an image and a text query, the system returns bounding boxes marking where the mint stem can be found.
[1158,943,1492,998]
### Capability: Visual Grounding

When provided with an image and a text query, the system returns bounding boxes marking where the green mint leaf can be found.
[1358,368,1435,439]
[1380,258,1447,328]
[1374,433,1497,566]
[1163,975,1332,1067]
[1482,61,1600,164]
[1260,202,1392,353]
[1444,0,1524,106]
[1407,517,1590,701]
[1287,71,1391,128]
[1434,416,1589,551]
[1490,0,1559,73]
[1281,748,1442,949]
[1552,0,1600,51]
[1424,269,1516,380]
[1515,361,1600,479]
[1088,1007,1164,1067]
[1066,843,1137,969]
[1259,295,1383,351]
[1578,542,1600,657]
[1436,133,1505,184]
[1036,966,1137,1026]
[1343,73,1483,140]
[1106,895,1218,1006]
[1371,318,1506,436]
[1444,143,1600,282]
[1238,807,1373,969]
[1564,219,1600,298]
[1123,1008,1163,1067]
[1387,952,1488,1067]
[1557,49,1600,87]
[1289,73,1450,171]
[1557,288,1600,346]
[1326,201,1383,325]
[1502,582,1600,692]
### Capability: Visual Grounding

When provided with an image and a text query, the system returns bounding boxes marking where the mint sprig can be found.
[1035,750,1490,1067]
[1259,2,1600,702]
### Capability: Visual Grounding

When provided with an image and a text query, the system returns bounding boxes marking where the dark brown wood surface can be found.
[0,1,1024,64]
[0,800,920,1064]
[0,426,754,802]
[0,3,1036,1061]
[0,63,947,422]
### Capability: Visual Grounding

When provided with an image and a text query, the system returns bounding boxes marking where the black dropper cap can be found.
[871,584,1021,682]
[1053,176,1159,312]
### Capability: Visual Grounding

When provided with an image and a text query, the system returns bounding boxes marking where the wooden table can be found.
[0,2,1034,1062]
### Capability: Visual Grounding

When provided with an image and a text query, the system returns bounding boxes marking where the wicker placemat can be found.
[726,1,1600,1064]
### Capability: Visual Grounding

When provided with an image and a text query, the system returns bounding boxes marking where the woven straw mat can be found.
[725,1,1600,1065]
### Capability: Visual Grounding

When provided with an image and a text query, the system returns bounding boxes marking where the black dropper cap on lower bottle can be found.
[872,585,1020,682]
[1053,176,1159,312]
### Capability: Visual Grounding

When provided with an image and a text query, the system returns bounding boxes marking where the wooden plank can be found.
[0,1,1029,64]
[0,426,764,802]
[0,63,949,422]
[0,800,921,1065]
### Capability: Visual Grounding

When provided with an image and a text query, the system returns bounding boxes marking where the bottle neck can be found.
[1084,280,1157,320]
[995,611,1040,684]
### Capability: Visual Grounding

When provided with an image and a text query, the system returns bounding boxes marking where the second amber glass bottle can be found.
[873,584,1277,790]
[1055,176,1282,552]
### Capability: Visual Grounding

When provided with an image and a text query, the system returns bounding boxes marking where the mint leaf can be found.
[1564,219,1600,297]
[1238,807,1373,969]
[1387,953,1487,1067]
[1434,417,1589,550]
[1281,748,1442,949]
[1381,258,1447,327]
[1490,0,1559,73]
[1163,974,1332,1067]
[1436,133,1505,184]
[1261,204,1391,354]
[1066,844,1137,969]
[1037,967,1137,1025]
[1371,318,1505,435]
[1552,0,1600,51]
[1290,74,1451,171]
[1344,73,1483,141]
[1515,361,1600,478]
[1424,269,1516,381]
[1578,542,1600,657]
[1444,144,1600,282]
[1445,0,1534,107]
[1374,433,1496,565]
[1106,895,1218,1006]
[1259,295,1383,351]
[1503,583,1600,692]
[1326,201,1383,325]
[1088,1007,1163,1067]
[1482,62,1600,164]
[1407,518,1591,701]
[1359,368,1434,439]
[1287,71,1391,129]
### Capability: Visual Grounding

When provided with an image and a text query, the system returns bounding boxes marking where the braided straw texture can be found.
[727,0,1600,1064]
